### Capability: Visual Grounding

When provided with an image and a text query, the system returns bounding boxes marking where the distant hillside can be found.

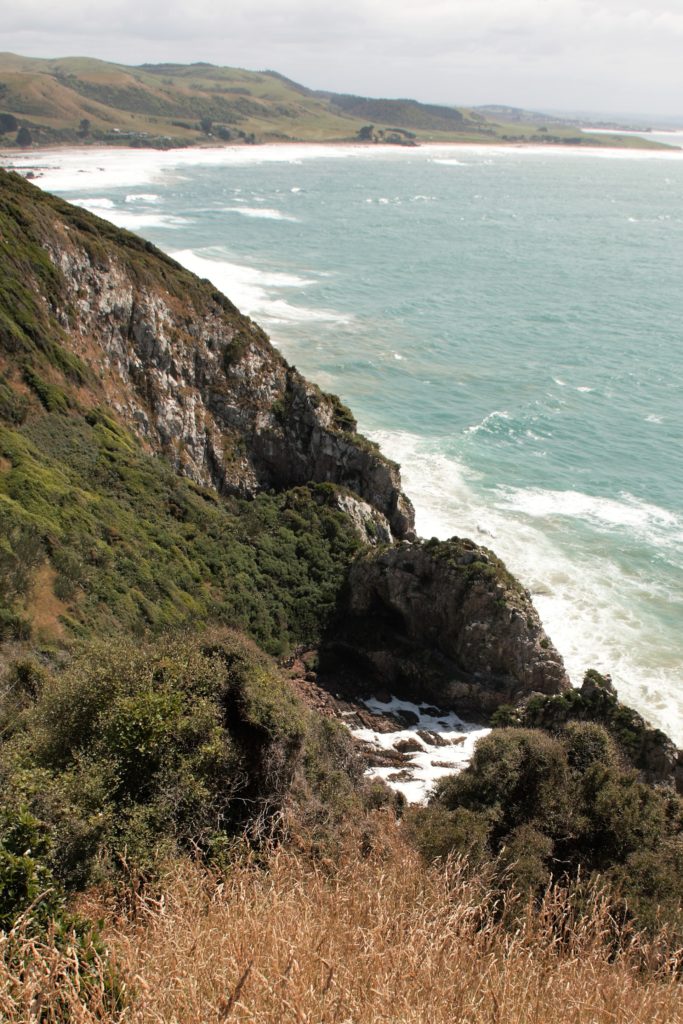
[0,52,666,149]
[474,104,576,126]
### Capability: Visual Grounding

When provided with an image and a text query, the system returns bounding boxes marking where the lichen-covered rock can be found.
[324,536,570,717]
[332,491,393,546]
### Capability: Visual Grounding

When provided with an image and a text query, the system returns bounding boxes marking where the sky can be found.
[4,0,683,121]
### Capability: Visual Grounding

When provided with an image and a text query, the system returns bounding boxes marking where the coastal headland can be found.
[0,52,672,152]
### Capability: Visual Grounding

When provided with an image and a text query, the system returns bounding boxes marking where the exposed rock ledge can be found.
[322,536,570,719]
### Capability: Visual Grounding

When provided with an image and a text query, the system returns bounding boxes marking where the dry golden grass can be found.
[2,821,681,1023]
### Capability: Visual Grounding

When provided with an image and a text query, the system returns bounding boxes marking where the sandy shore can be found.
[2,138,682,196]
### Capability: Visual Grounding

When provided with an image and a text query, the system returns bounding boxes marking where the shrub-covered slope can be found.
[0,169,680,963]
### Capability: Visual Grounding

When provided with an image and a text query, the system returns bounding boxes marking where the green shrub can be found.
[1,630,309,885]
[409,724,683,937]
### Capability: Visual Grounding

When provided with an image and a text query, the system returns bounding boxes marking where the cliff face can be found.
[42,210,414,540]
[324,538,570,718]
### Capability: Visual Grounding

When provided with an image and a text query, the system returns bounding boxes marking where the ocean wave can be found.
[170,248,352,326]
[496,486,683,545]
[125,193,161,203]
[465,410,511,435]
[72,197,115,210]
[222,206,299,222]
[71,198,190,230]
[100,210,192,230]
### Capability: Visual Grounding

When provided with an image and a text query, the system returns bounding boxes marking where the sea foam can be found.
[170,248,352,327]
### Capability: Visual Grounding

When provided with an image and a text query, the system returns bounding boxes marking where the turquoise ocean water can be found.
[6,142,683,742]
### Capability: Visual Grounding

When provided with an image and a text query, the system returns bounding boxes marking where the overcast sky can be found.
[4,0,683,120]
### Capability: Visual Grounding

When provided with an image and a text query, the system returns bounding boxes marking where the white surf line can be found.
[347,695,489,804]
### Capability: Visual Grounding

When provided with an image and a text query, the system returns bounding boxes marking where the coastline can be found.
[1,133,680,167]
[2,137,682,197]
[5,141,682,747]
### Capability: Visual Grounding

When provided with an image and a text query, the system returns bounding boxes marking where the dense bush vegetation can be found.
[0,630,366,908]
[0,406,361,651]
[408,725,683,936]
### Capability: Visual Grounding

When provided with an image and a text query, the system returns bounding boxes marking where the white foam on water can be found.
[498,486,683,548]
[348,696,489,804]
[465,410,510,434]
[6,139,681,199]
[170,248,352,326]
[95,208,191,231]
[125,193,161,203]
[368,429,683,745]
[72,197,115,209]
[70,196,191,230]
[222,206,299,221]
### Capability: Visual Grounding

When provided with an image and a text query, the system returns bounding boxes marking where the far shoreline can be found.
[0,128,678,164]
[2,137,681,187]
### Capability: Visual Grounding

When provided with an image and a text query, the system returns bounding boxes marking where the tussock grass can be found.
[2,822,680,1023]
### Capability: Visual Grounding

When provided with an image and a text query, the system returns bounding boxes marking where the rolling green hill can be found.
[0,52,665,149]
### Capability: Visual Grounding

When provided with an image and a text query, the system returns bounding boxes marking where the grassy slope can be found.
[4,829,683,1023]
[0,52,667,148]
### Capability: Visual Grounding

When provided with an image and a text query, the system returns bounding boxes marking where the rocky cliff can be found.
[55,240,415,537]
[323,537,570,717]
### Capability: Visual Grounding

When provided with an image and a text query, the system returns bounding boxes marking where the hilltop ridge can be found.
[0,52,667,150]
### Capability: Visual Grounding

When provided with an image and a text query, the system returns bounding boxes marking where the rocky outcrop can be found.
[323,537,570,718]
[37,197,414,538]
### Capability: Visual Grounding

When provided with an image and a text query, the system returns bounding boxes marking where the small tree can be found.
[16,125,32,147]
[0,113,18,133]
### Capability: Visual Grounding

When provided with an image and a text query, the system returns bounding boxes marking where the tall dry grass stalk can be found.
[2,820,681,1023]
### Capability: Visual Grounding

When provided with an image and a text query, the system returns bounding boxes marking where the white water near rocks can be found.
[5,142,682,749]
[348,697,489,803]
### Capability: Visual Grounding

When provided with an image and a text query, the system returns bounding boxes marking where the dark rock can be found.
[324,538,569,717]
[394,709,420,727]
[417,729,450,748]
[394,737,424,753]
